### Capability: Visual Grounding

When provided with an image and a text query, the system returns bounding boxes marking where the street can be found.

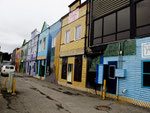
[0,73,150,113]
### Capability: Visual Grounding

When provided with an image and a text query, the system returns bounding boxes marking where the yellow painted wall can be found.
[58,56,87,88]
[54,31,61,80]
[70,1,81,12]
[60,4,87,57]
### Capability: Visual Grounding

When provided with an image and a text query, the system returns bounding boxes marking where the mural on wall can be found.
[46,20,61,83]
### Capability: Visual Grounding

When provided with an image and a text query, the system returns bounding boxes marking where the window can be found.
[109,65,115,79]
[39,40,42,51]
[117,7,130,32]
[142,61,150,87]
[33,63,36,72]
[65,30,70,43]
[74,56,82,82]
[94,19,102,38]
[136,0,150,37]
[104,13,116,36]
[43,38,46,50]
[61,58,68,79]
[75,25,81,40]
[52,37,56,48]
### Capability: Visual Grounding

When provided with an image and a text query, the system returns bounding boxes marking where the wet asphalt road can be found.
[0,73,150,113]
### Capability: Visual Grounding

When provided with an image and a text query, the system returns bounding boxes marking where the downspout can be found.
[36,34,40,76]
[89,0,93,47]
[84,0,89,57]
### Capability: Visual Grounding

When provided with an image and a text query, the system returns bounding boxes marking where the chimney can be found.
[68,0,81,12]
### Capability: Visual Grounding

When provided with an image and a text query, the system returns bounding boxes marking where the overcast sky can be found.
[0,0,86,53]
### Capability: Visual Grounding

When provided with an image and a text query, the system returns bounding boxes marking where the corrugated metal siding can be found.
[93,0,130,20]
[104,37,150,104]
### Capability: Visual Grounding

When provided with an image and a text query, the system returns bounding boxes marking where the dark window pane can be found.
[109,66,115,79]
[104,13,116,35]
[6,66,9,69]
[143,74,150,87]
[103,35,116,43]
[118,7,130,32]
[61,58,68,79]
[93,38,102,45]
[10,67,14,69]
[94,19,102,38]
[136,0,150,27]
[117,31,130,40]
[136,25,150,37]
[143,62,150,73]
[74,56,82,82]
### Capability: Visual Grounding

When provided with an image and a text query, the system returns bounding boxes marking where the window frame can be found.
[74,55,82,82]
[136,0,150,38]
[74,25,82,41]
[65,30,70,44]
[43,37,46,50]
[142,60,150,88]
[39,40,42,52]
[92,6,130,46]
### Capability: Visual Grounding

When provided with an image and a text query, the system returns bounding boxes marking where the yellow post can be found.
[3,77,8,89]
[102,79,106,100]
[12,78,16,95]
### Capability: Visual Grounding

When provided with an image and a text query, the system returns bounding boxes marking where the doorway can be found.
[105,61,117,94]
[67,64,73,84]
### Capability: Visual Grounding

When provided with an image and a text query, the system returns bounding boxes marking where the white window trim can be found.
[74,25,82,41]
[65,30,70,44]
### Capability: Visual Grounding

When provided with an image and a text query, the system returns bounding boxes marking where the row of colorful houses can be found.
[12,0,150,108]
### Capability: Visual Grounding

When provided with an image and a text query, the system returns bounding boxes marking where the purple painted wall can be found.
[26,29,39,76]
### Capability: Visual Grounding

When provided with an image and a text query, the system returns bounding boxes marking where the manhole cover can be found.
[95,106,111,111]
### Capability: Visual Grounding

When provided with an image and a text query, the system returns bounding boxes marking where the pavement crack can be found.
[56,104,71,113]
[30,87,71,113]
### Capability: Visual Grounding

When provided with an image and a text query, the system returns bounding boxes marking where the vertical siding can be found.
[104,37,150,104]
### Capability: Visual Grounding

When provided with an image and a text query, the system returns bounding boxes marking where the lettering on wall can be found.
[68,8,79,23]
[142,42,150,58]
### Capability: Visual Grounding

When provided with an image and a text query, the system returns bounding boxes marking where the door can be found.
[67,64,73,83]
[106,61,117,94]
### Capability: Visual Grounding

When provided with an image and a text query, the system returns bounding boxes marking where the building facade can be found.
[20,42,28,73]
[11,48,19,66]
[37,22,50,79]
[26,29,39,76]
[58,0,88,88]
[86,0,150,108]
[46,20,61,83]
[15,48,21,72]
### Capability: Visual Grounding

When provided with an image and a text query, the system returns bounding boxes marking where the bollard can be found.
[3,77,8,90]
[12,78,16,95]
[102,79,106,100]
[7,72,15,94]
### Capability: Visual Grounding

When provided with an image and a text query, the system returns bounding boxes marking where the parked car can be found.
[1,65,15,77]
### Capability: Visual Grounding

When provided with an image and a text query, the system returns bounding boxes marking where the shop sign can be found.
[68,8,79,23]
[142,42,150,58]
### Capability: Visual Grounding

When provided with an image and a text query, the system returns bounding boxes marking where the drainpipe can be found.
[84,0,89,57]
[116,42,122,98]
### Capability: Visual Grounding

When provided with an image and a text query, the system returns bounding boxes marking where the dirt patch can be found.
[95,105,111,111]
[1,89,15,110]
[63,91,81,96]
[51,88,62,92]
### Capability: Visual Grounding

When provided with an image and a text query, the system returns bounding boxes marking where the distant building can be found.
[26,29,39,76]
[20,42,28,73]
[11,48,19,65]
[15,48,21,72]
[37,22,50,79]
